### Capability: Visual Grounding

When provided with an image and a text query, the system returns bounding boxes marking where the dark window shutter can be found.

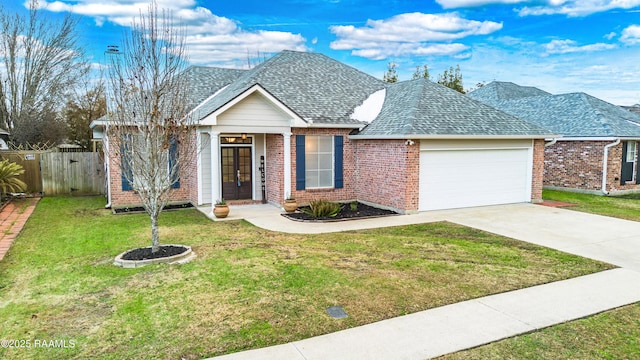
[295,135,305,190]
[169,137,180,189]
[334,135,343,189]
[121,143,133,191]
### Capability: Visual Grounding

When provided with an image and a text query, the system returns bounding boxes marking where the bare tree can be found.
[107,1,195,253]
[0,0,89,144]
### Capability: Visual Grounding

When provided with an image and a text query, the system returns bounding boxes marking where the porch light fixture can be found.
[241,133,247,140]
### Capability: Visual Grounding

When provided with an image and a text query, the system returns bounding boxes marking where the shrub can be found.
[0,159,27,201]
[302,200,343,218]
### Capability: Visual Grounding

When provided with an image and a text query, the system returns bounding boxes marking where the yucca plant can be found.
[302,199,343,218]
[0,159,27,202]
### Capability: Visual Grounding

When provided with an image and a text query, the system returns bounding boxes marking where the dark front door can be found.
[221,147,252,200]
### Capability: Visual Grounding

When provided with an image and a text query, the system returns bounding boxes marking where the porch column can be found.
[283,132,292,200]
[197,132,203,205]
[210,131,220,214]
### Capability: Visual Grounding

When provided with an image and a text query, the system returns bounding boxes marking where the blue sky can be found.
[8,0,640,104]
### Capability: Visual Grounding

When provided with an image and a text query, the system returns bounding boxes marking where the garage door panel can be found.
[419,148,531,211]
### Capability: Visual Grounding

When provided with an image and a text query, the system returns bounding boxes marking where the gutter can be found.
[602,138,621,195]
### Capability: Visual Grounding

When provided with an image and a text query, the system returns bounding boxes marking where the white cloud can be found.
[436,0,530,9]
[32,0,307,66]
[518,0,640,17]
[621,24,640,44]
[330,12,501,60]
[604,31,617,40]
[544,39,617,55]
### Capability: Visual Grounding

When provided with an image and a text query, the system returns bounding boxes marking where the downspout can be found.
[602,138,621,195]
[104,129,112,208]
[544,138,558,147]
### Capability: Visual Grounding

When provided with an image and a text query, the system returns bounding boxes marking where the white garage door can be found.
[419,147,532,211]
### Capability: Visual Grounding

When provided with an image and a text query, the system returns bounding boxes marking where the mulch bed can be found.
[113,203,194,214]
[282,202,399,222]
[121,245,188,261]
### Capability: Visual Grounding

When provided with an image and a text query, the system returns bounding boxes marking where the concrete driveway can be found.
[436,203,640,271]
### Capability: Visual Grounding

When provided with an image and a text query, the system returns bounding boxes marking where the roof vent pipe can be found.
[602,138,621,195]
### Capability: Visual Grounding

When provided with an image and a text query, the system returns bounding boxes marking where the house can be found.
[469,81,640,194]
[96,51,552,213]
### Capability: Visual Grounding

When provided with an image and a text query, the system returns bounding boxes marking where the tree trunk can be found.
[151,212,160,253]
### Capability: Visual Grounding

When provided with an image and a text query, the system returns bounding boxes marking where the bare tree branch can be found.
[0,0,89,144]
[107,0,195,253]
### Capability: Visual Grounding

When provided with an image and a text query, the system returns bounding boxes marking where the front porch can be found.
[197,131,293,208]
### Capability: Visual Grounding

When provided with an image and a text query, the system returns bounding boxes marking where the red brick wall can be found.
[531,139,544,202]
[108,134,194,208]
[290,128,357,205]
[265,134,284,204]
[544,140,640,193]
[544,141,605,191]
[354,139,419,212]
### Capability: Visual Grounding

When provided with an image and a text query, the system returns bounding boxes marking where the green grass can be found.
[0,196,612,359]
[440,303,640,360]
[543,189,640,221]
[438,189,640,359]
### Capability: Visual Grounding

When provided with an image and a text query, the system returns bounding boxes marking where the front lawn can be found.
[543,189,640,222]
[0,197,612,359]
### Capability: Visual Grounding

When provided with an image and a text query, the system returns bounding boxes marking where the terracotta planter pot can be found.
[283,200,298,212]
[214,204,229,218]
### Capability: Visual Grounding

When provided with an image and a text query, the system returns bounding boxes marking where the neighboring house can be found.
[622,104,640,115]
[469,81,640,194]
[95,51,552,213]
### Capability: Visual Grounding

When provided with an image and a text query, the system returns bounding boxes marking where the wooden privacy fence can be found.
[0,151,105,196]
[0,151,44,193]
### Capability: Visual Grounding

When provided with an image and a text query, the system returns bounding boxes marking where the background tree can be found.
[0,0,89,145]
[383,62,398,83]
[63,82,107,149]
[107,1,195,253]
[437,65,465,93]
[412,64,430,80]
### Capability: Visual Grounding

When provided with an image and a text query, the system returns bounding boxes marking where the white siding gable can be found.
[217,92,291,127]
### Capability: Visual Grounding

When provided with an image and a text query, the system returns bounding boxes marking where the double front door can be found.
[221,147,252,200]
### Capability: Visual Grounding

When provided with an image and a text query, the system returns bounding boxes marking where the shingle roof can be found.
[182,66,246,110]
[193,50,385,125]
[355,79,552,137]
[470,84,640,137]
[467,81,551,107]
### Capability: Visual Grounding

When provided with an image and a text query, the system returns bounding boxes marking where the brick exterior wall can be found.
[531,139,545,202]
[265,134,284,204]
[544,140,605,191]
[544,140,640,193]
[290,128,357,205]
[108,134,195,208]
[354,139,420,212]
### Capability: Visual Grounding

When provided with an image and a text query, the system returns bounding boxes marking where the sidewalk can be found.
[0,197,40,261]
[212,268,640,360]
[204,203,640,359]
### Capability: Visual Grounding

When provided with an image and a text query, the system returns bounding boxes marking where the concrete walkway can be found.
[203,203,640,360]
[0,197,39,261]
